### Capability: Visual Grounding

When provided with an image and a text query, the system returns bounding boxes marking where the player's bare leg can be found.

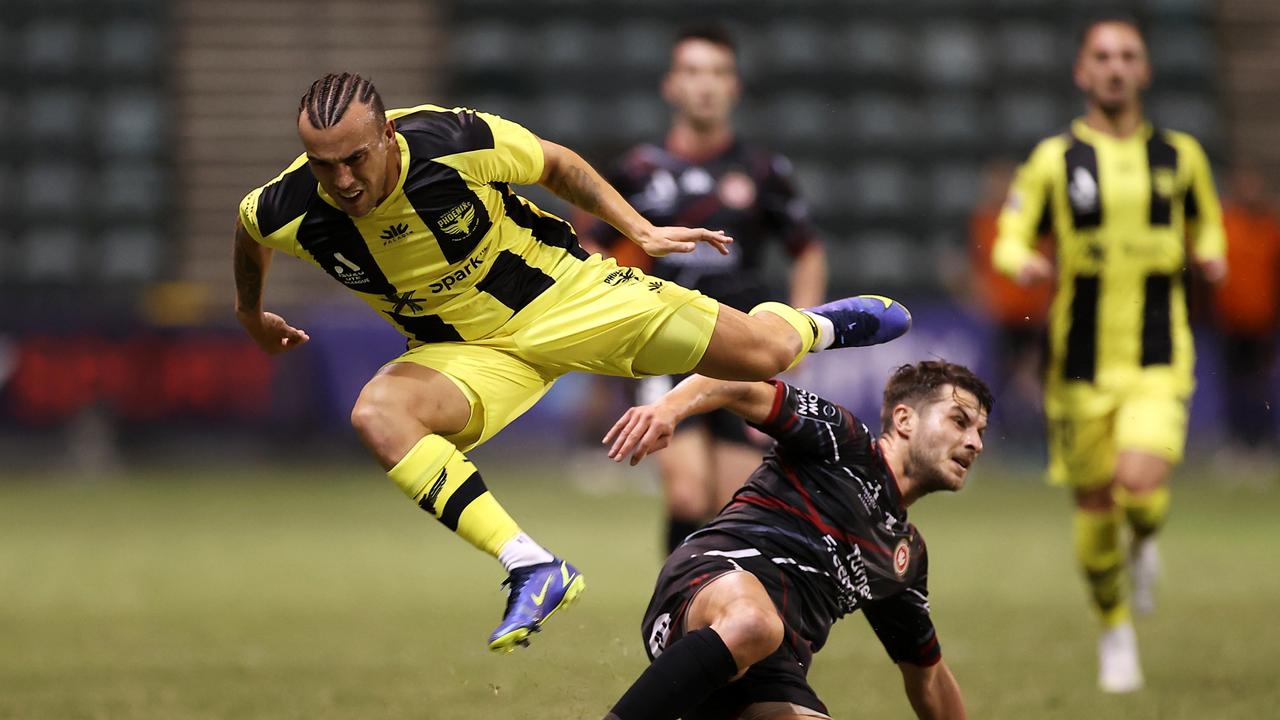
[1114,450,1172,616]
[686,570,785,674]
[694,305,807,380]
[605,570,781,720]
[692,295,912,381]
[351,363,584,653]
[658,426,715,552]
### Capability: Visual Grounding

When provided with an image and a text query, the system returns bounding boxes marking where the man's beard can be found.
[904,438,959,496]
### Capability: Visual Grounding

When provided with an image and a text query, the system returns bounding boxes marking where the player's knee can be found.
[720,602,784,666]
[349,394,388,444]
[1074,484,1114,512]
[666,491,707,520]
[665,475,710,518]
[350,381,411,448]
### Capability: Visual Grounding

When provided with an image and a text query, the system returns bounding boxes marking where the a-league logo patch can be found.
[648,612,672,657]
[893,538,911,578]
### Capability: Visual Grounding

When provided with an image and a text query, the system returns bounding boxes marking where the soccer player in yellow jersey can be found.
[993,18,1226,692]
[233,73,911,654]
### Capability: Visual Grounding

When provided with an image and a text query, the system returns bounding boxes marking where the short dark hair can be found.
[673,24,737,56]
[880,361,994,434]
[1077,14,1147,51]
[298,72,386,130]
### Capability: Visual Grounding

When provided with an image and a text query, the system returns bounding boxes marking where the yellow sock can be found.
[1115,485,1170,539]
[387,434,520,558]
[1073,507,1130,628]
[748,301,817,370]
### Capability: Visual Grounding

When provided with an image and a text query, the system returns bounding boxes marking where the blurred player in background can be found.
[582,26,828,554]
[993,17,1226,692]
[968,159,1052,444]
[1212,165,1280,460]
[233,73,909,654]
[600,361,990,720]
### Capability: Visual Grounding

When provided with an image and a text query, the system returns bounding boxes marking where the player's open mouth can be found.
[339,190,363,201]
[952,457,971,471]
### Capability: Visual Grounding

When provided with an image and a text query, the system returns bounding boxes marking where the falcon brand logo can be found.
[437,202,477,238]
[379,222,410,245]
[429,250,487,293]
[419,469,448,515]
[893,538,911,578]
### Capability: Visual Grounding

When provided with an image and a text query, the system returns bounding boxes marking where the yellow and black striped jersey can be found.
[238,104,589,345]
[993,120,1225,409]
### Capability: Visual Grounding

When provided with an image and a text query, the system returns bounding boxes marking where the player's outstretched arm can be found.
[899,659,967,720]
[604,376,775,465]
[233,218,310,355]
[537,139,731,258]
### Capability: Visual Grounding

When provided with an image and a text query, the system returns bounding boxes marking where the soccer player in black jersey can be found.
[601,361,990,720]
[583,26,829,554]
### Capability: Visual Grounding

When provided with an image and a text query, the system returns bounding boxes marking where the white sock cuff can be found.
[803,311,835,352]
[498,532,555,572]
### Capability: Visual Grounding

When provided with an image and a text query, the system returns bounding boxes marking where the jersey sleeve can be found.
[862,557,941,666]
[758,153,819,258]
[1178,134,1226,262]
[238,186,267,243]
[993,138,1059,278]
[236,154,310,256]
[749,381,874,463]
[424,107,545,186]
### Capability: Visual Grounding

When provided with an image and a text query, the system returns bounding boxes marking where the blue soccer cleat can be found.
[488,558,586,654]
[807,294,912,349]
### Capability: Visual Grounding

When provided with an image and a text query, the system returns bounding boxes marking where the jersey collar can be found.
[1070,117,1153,145]
[316,132,411,216]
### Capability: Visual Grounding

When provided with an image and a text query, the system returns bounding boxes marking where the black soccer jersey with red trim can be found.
[698,381,937,662]
[583,139,817,311]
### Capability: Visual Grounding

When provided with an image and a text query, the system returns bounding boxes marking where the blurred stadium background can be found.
[1,1,1278,718]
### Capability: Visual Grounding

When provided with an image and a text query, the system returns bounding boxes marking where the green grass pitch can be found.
[1,453,1277,719]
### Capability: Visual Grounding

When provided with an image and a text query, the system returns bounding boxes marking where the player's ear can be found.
[1072,59,1089,93]
[660,72,677,105]
[383,118,396,142]
[892,403,914,438]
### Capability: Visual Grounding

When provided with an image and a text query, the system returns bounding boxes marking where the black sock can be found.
[666,516,703,554]
[605,627,738,720]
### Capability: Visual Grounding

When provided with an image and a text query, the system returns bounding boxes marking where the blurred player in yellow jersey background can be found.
[995,16,1226,693]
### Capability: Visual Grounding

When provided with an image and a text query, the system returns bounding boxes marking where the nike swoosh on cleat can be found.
[531,576,553,606]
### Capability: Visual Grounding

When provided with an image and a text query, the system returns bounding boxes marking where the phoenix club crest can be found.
[438,201,477,238]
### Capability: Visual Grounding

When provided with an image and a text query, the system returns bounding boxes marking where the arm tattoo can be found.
[233,236,264,312]
[549,164,604,216]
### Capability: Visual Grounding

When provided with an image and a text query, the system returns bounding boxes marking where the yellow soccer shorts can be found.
[1046,387,1190,490]
[390,256,720,452]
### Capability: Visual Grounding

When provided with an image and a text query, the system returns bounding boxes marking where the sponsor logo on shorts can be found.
[603,267,640,287]
[893,538,911,578]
